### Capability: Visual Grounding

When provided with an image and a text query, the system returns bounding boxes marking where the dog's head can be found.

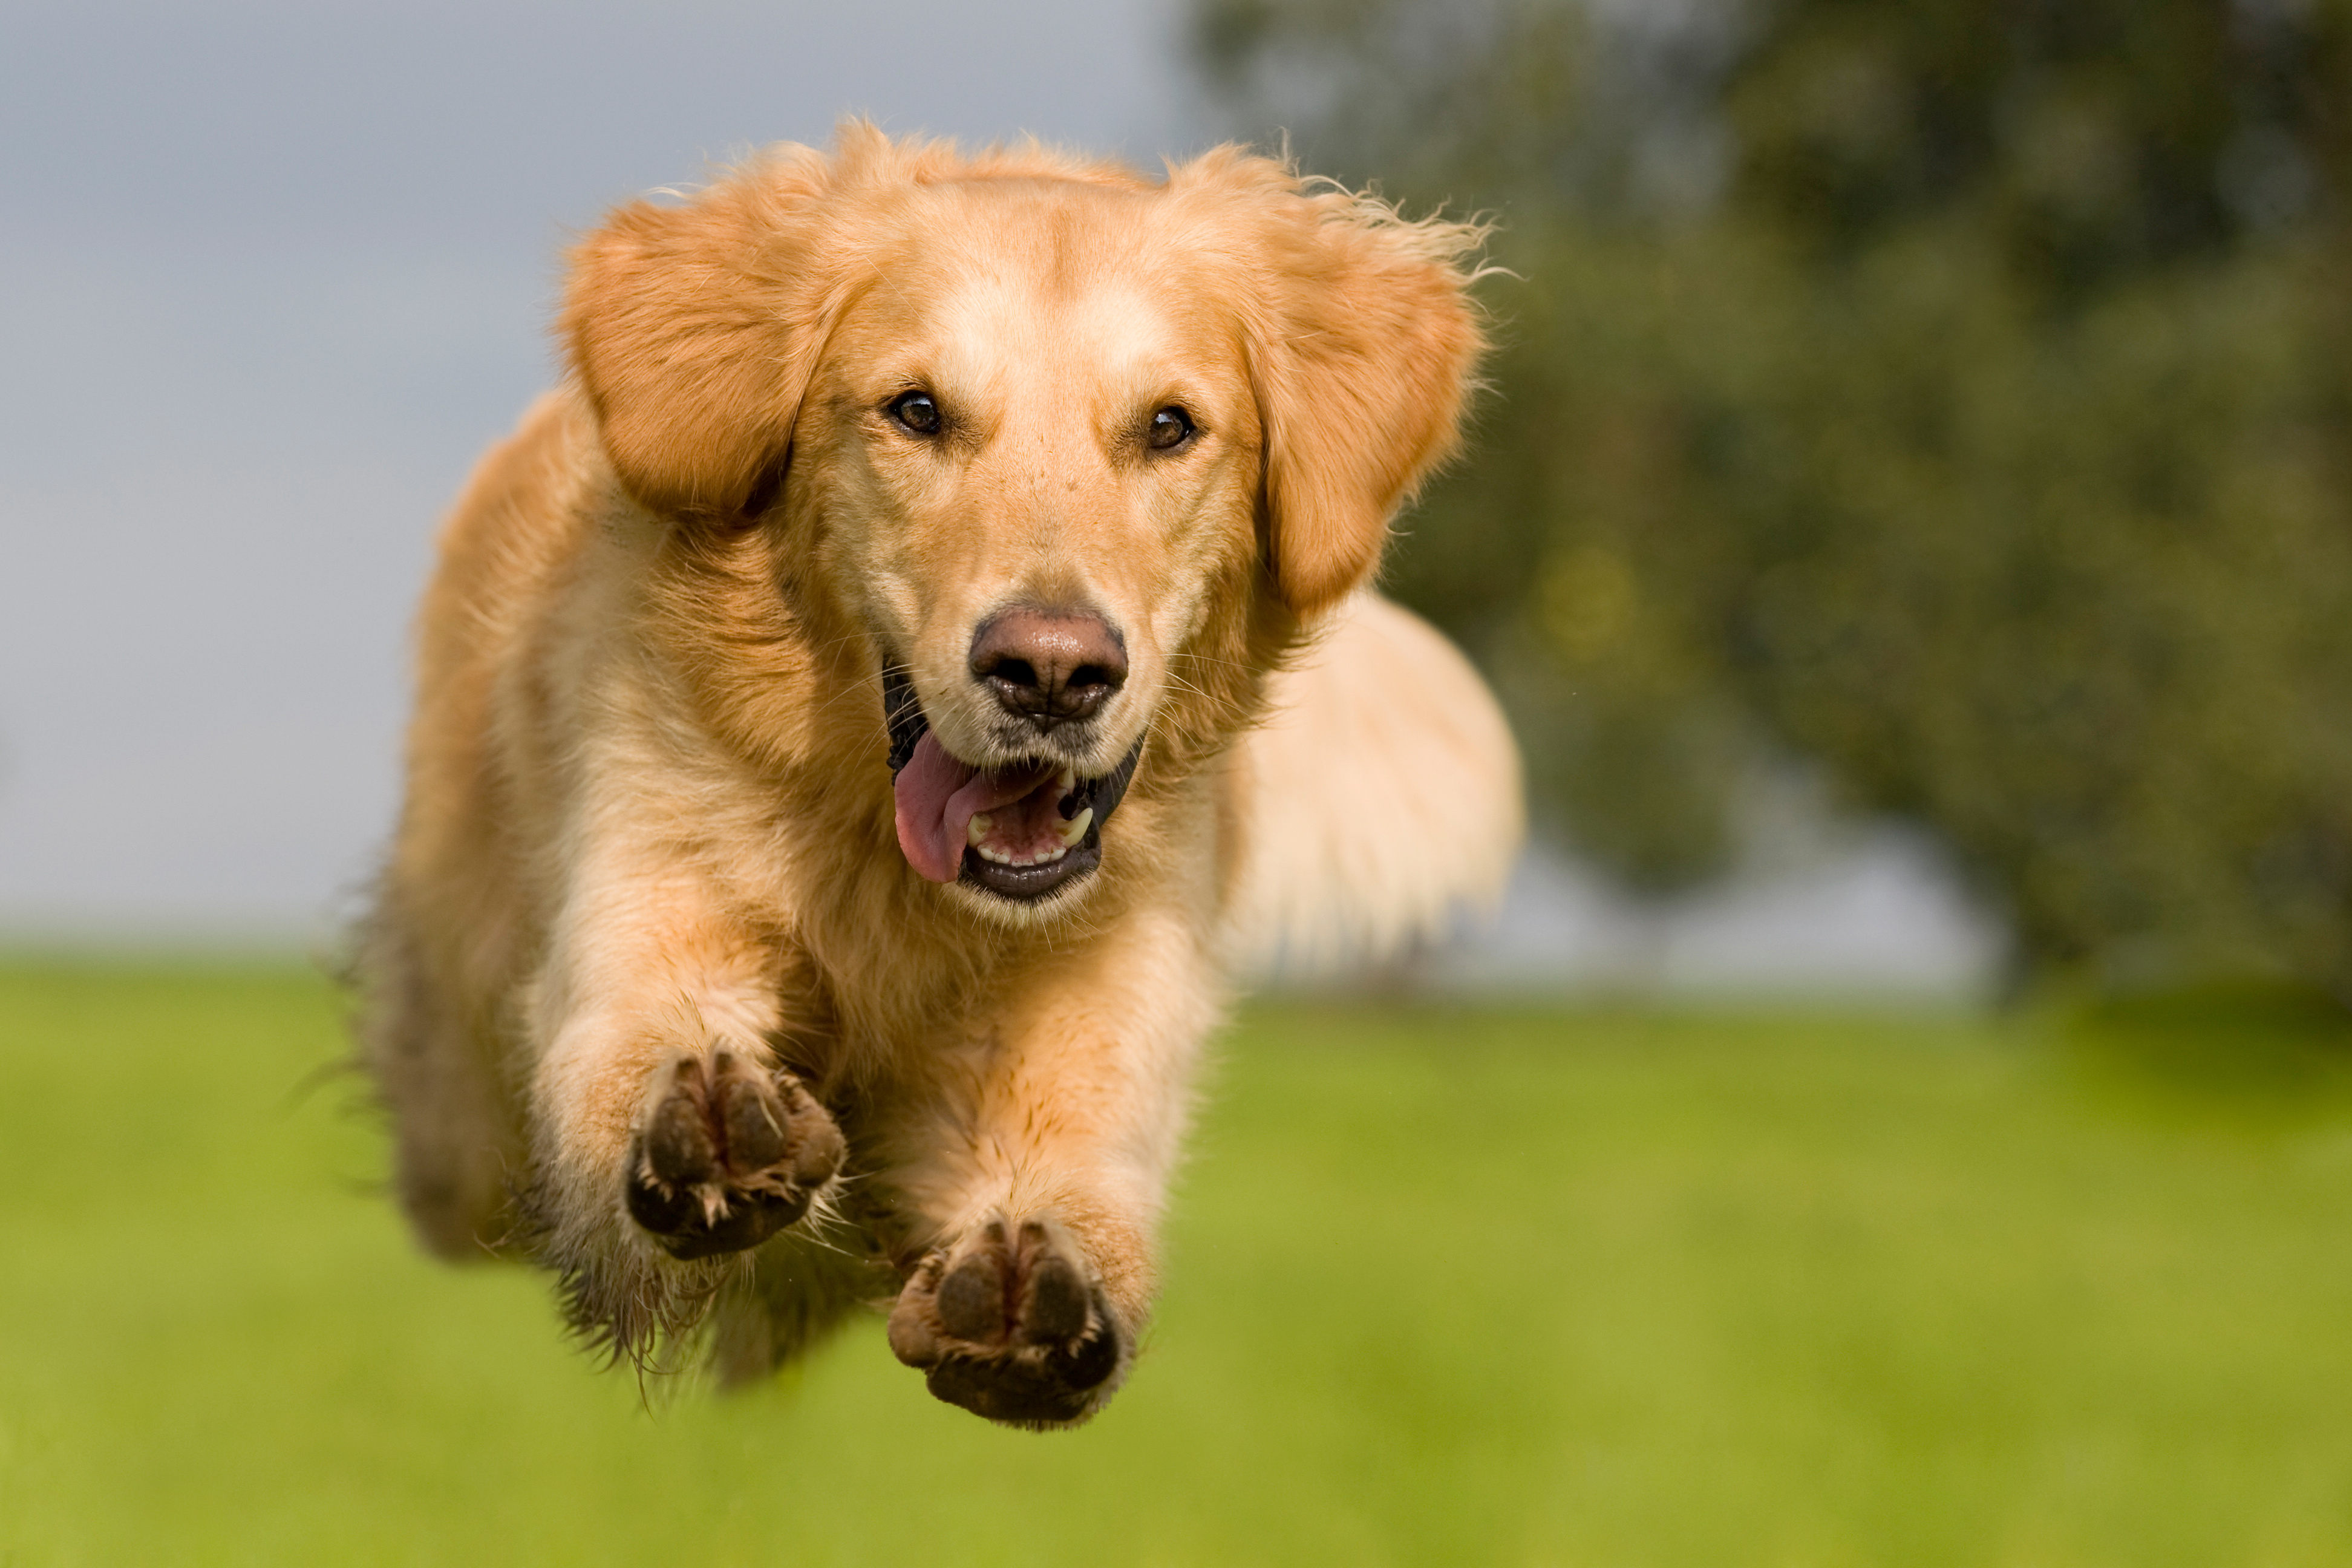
[562,126,1485,914]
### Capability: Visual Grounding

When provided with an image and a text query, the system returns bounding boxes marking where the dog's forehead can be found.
[857,181,1226,374]
[895,176,1171,275]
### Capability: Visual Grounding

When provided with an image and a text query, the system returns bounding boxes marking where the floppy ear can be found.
[1250,190,1486,619]
[560,149,835,520]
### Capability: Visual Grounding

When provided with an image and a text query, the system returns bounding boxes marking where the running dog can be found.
[358,124,1520,1427]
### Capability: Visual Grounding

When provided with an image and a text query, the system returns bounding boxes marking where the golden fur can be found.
[358,124,1520,1426]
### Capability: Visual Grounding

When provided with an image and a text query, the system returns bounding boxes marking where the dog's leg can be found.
[356,885,524,1258]
[521,872,845,1359]
[879,907,1221,1427]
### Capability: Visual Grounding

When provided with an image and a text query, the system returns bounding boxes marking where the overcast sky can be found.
[0,0,1198,937]
[0,1,1998,990]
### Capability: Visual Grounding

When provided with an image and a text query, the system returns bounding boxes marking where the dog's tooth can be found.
[1057,806,1093,846]
[977,844,1011,865]
[967,813,993,847]
[1056,765,1076,795]
[1037,844,1067,864]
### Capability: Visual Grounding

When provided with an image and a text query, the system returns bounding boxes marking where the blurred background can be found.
[0,0,1191,944]
[8,2,2352,1563]
[0,0,2015,998]
[1195,0,2352,1006]
[11,0,2351,1013]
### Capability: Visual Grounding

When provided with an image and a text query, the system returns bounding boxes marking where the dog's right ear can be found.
[561,152,834,521]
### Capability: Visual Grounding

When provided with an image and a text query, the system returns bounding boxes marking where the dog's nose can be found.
[969,608,1128,728]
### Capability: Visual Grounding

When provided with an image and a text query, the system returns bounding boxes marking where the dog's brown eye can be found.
[1147,406,1195,451]
[889,390,941,435]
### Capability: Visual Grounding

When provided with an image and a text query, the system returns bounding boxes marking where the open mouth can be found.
[884,666,1140,902]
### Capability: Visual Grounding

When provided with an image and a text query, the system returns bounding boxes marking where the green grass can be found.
[5,964,2352,1566]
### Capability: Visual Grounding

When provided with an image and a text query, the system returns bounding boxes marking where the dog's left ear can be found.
[561,149,837,521]
[1246,187,1486,619]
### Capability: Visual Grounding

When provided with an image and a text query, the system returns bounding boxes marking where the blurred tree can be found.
[1196,0,2352,990]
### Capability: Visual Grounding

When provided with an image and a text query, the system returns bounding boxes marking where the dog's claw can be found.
[887,1215,1126,1427]
[623,1050,842,1261]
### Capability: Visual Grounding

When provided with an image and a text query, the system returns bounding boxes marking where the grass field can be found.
[5,965,2352,1565]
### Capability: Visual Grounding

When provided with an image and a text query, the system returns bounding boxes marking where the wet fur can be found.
[355,124,1518,1422]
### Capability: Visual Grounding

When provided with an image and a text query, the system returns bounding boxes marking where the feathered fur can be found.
[355,123,1519,1424]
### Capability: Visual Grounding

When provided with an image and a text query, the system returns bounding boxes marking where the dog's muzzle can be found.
[884,665,1140,902]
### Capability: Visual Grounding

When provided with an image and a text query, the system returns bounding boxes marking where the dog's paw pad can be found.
[886,1217,1125,1426]
[623,1050,844,1261]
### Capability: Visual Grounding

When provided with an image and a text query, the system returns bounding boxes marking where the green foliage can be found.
[1195,0,2352,990]
[16,966,2352,1561]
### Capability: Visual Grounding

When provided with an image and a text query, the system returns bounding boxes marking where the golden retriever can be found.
[358,123,1520,1427]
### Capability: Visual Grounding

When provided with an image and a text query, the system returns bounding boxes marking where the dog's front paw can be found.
[885,1216,1126,1427]
[622,1050,844,1260]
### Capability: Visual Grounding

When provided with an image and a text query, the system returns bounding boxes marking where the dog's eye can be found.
[888,390,941,435]
[1146,406,1195,451]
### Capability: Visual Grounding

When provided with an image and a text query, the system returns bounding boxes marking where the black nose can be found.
[969,607,1128,729]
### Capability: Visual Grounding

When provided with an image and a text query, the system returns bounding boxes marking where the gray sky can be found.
[0,0,1997,991]
[0,0,1194,937]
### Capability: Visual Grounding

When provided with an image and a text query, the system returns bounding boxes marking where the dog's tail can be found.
[1225,593,1524,978]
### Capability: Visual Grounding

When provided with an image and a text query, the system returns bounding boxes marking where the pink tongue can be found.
[892,732,1056,883]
